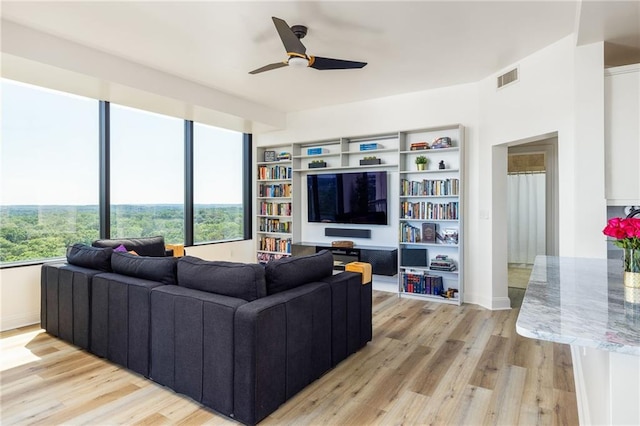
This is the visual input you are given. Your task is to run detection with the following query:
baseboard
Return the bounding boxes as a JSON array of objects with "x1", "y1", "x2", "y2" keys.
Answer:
[
  {"x1": 1, "y1": 311, "x2": 40, "y2": 332},
  {"x1": 372, "y1": 275, "x2": 397, "y2": 294},
  {"x1": 491, "y1": 296, "x2": 512, "y2": 310},
  {"x1": 462, "y1": 292, "x2": 512, "y2": 310}
]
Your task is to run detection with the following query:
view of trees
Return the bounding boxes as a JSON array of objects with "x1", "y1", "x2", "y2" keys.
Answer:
[{"x1": 0, "y1": 204, "x2": 243, "y2": 264}]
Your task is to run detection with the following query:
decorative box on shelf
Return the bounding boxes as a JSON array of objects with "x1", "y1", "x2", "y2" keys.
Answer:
[
  {"x1": 309, "y1": 160, "x2": 327, "y2": 168},
  {"x1": 359, "y1": 158, "x2": 382, "y2": 166},
  {"x1": 359, "y1": 143, "x2": 379, "y2": 151},
  {"x1": 307, "y1": 147, "x2": 328, "y2": 155}
]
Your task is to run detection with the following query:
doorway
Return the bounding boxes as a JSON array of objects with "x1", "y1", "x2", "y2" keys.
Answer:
[{"x1": 506, "y1": 136, "x2": 558, "y2": 307}]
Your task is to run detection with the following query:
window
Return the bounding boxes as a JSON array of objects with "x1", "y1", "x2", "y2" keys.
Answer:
[
  {"x1": 0, "y1": 79, "x2": 251, "y2": 266},
  {"x1": 193, "y1": 123, "x2": 245, "y2": 243},
  {"x1": 109, "y1": 104, "x2": 184, "y2": 244},
  {"x1": 0, "y1": 80, "x2": 99, "y2": 264}
]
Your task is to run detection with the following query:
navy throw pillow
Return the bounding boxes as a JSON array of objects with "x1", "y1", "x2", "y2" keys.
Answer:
[
  {"x1": 111, "y1": 251, "x2": 178, "y2": 285},
  {"x1": 66, "y1": 244, "x2": 112, "y2": 272},
  {"x1": 265, "y1": 249, "x2": 333, "y2": 295},
  {"x1": 177, "y1": 256, "x2": 266, "y2": 302},
  {"x1": 92, "y1": 236, "x2": 166, "y2": 257}
]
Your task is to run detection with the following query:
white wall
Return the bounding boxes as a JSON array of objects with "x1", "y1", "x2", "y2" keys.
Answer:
[
  {"x1": 474, "y1": 36, "x2": 607, "y2": 308},
  {"x1": 0, "y1": 265, "x2": 42, "y2": 331}
]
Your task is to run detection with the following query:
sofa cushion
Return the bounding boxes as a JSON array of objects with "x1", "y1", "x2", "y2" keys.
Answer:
[
  {"x1": 66, "y1": 244, "x2": 112, "y2": 272},
  {"x1": 111, "y1": 251, "x2": 178, "y2": 285},
  {"x1": 177, "y1": 256, "x2": 266, "y2": 302},
  {"x1": 265, "y1": 250, "x2": 333, "y2": 295},
  {"x1": 92, "y1": 236, "x2": 166, "y2": 257}
]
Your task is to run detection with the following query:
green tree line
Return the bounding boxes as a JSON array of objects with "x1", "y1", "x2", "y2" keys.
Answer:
[{"x1": 0, "y1": 205, "x2": 243, "y2": 263}]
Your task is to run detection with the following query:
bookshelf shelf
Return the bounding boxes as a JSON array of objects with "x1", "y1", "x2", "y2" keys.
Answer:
[
  {"x1": 399, "y1": 169, "x2": 460, "y2": 175},
  {"x1": 257, "y1": 249, "x2": 291, "y2": 255}
]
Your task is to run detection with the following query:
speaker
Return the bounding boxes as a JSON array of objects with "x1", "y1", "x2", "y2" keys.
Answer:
[
  {"x1": 361, "y1": 248, "x2": 398, "y2": 276},
  {"x1": 401, "y1": 248, "x2": 428, "y2": 267},
  {"x1": 325, "y1": 228, "x2": 371, "y2": 239}
]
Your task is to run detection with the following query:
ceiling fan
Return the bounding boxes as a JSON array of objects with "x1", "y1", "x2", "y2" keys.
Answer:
[{"x1": 249, "y1": 17, "x2": 367, "y2": 74}]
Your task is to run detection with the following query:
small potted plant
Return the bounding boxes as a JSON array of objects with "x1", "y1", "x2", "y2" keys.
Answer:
[
  {"x1": 415, "y1": 155, "x2": 428, "y2": 171},
  {"x1": 309, "y1": 159, "x2": 327, "y2": 169},
  {"x1": 360, "y1": 155, "x2": 381, "y2": 166}
]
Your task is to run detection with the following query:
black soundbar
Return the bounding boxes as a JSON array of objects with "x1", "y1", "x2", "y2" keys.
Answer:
[{"x1": 325, "y1": 228, "x2": 371, "y2": 239}]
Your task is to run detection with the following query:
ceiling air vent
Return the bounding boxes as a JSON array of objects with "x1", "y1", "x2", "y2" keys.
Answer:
[{"x1": 497, "y1": 67, "x2": 518, "y2": 89}]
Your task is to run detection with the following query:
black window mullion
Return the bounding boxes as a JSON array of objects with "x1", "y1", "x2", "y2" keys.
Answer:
[
  {"x1": 243, "y1": 133, "x2": 252, "y2": 239},
  {"x1": 99, "y1": 101, "x2": 110, "y2": 239},
  {"x1": 185, "y1": 121, "x2": 194, "y2": 246}
]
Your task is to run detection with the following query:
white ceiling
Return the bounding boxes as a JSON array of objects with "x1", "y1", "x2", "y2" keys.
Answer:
[{"x1": 1, "y1": 1, "x2": 639, "y2": 113}]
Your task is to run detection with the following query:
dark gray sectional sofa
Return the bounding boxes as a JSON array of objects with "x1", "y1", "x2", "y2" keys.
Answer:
[{"x1": 41, "y1": 238, "x2": 372, "y2": 425}]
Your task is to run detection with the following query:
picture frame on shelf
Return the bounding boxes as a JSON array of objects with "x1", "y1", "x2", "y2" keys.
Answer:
[
  {"x1": 264, "y1": 150, "x2": 277, "y2": 162},
  {"x1": 422, "y1": 222, "x2": 437, "y2": 243}
]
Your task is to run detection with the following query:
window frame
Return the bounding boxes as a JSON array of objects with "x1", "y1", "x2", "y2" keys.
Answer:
[{"x1": 0, "y1": 83, "x2": 251, "y2": 268}]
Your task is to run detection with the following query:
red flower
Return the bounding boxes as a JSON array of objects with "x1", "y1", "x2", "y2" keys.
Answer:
[{"x1": 604, "y1": 217, "x2": 640, "y2": 249}]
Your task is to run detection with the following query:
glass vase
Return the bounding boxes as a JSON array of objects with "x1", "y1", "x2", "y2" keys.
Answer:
[{"x1": 623, "y1": 248, "x2": 640, "y2": 304}]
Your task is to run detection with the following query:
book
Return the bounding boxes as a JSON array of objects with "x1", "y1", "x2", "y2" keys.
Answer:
[
  {"x1": 422, "y1": 222, "x2": 437, "y2": 243},
  {"x1": 410, "y1": 141, "x2": 429, "y2": 150}
]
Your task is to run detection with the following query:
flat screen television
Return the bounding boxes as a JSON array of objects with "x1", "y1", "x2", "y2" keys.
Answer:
[{"x1": 307, "y1": 171, "x2": 388, "y2": 225}]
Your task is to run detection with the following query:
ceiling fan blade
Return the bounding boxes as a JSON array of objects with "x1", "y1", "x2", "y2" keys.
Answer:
[
  {"x1": 249, "y1": 61, "x2": 288, "y2": 75},
  {"x1": 272, "y1": 16, "x2": 306, "y2": 55},
  {"x1": 309, "y1": 56, "x2": 367, "y2": 70}
]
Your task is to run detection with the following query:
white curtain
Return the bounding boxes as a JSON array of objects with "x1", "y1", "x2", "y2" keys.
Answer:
[{"x1": 508, "y1": 173, "x2": 546, "y2": 264}]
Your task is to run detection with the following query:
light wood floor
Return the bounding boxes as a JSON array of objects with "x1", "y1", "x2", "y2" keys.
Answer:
[{"x1": 1, "y1": 292, "x2": 578, "y2": 425}]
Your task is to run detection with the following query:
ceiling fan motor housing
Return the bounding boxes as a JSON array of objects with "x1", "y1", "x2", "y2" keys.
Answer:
[{"x1": 290, "y1": 25, "x2": 307, "y2": 39}]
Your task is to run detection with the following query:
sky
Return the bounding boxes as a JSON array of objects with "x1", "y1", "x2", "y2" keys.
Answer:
[{"x1": 1, "y1": 79, "x2": 243, "y2": 205}]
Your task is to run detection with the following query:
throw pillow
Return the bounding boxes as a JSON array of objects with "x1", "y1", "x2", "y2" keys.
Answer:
[
  {"x1": 177, "y1": 256, "x2": 266, "y2": 301},
  {"x1": 111, "y1": 251, "x2": 177, "y2": 285},
  {"x1": 265, "y1": 249, "x2": 333, "y2": 295},
  {"x1": 114, "y1": 244, "x2": 127, "y2": 253},
  {"x1": 66, "y1": 243, "x2": 113, "y2": 272},
  {"x1": 92, "y1": 236, "x2": 166, "y2": 257}
]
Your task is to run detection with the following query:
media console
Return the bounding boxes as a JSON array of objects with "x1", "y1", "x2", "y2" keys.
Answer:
[{"x1": 293, "y1": 243, "x2": 397, "y2": 276}]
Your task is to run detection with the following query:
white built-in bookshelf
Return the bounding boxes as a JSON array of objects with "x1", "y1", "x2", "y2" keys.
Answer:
[
  {"x1": 398, "y1": 125, "x2": 464, "y2": 305},
  {"x1": 256, "y1": 124, "x2": 464, "y2": 305},
  {"x1": 256, "y1": 145, "x2": 293, "y2": 264}
]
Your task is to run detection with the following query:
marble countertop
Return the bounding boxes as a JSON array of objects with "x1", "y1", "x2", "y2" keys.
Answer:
[{"x1": 516, "y1": 256, "x2": 640, "y2": 356}]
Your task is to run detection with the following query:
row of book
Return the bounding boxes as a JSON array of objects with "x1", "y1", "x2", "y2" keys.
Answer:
[
  {"x1": 258, "y1": 165, "x2": 292, "y2": 180},
  {"x1": 258, "y1": 236, "x2": 292, "y2": 254},
  {"x1": 259, "y1": 183, "x2": 292, "y2": 198},
  {"x1": 401, "y1": 201, "x2": 459, "y2": 220},
  {"x1": 257, "y1": 252, "x2": 289, "y2": 264},
  {"x1": 409, "y1": 141, "x2": 429, "y2": 151},
  {"x1": 259, "y1": 202, "x2": 292, "y2": 216},
  {"x1": 259, "y1": 217, "x2": 291, "y2": 234},
  {"x1": 402, "y1": 272, "x2": 445, "y2": 295},
  {"x1": 401, "y1": 178, "x2": 459, "y2": 197},
  {"x1": 400, "y1": 222, "x2": 423, "y2": 243}
]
